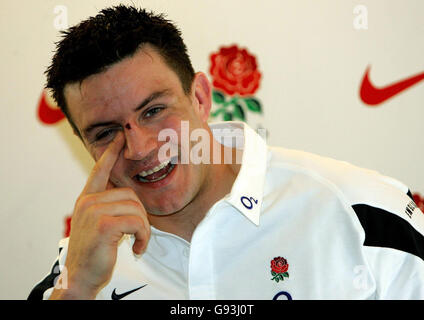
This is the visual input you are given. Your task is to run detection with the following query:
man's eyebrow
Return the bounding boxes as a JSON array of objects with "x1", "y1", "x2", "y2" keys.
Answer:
[
  {"x1": 82, "y1": 89, "x2": 171, "y2": 138},
  {"x1": 133, "y1": 89, "x2": 171, "y2": 112}
]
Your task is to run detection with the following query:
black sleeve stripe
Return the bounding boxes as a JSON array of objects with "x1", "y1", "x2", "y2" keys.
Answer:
[
  {"x1": 352, "y1": 204, "x2": 424, "y2": 261},
  {"x1": 27, "y1": 247, "x2": 63, "y2": 300},
  {"x1": 27, "y1": 260, "x2": 59, "y2": 300},
  {"x1": 407, "y1": 189, "x2": 414, "y2": 201}
]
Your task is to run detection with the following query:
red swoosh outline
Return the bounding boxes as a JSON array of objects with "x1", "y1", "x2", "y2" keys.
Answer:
[
  {"x1": 37, "y1": 89, "x2": 65, "y2": 124},
  {"x1": 360, "y1": 66, "x2": 424, "y2": 106}
]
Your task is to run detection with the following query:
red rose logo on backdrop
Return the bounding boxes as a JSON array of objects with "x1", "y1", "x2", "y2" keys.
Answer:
[
  {"x1": 209, "y1": 45, "x2": 262, "y2": 121},
  {"x1": 64, "y1": 215, "x2": 72, "y2": 237},
  {"x1": 413, "y1": 192, "x2": 424, "y2": 213},
  {"x1": 270, "y1": 256, "x2": 289, "y2": 283},
  {"x1": 37, "y1": 88, "x2": 65, "y2": 124}
]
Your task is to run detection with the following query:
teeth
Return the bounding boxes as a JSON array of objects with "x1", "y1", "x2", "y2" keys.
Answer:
[{"x1": 138, "y1": 160, "x2": 170, "y2": 177}]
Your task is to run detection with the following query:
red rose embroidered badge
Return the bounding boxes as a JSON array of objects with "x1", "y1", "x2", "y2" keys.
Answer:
[
  {"x1": 271, "y1": 257, "x2": 289, "y2": 283},
  {"x1": 209, "y1": 45, "x2": 262, "y2": 121}
]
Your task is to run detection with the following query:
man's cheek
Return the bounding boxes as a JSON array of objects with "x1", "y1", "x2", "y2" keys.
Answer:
[
  {"x1": 158, "y1": 115, "x2": 181, "y2": 133},
  {"x1": 157, "y1": 116, "x2": 182, "y2": 143}
]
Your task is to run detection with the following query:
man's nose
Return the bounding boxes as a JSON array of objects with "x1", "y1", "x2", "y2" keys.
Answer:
[{"x1": 123, "y1": 124, "x2": 157, "y2": 161}]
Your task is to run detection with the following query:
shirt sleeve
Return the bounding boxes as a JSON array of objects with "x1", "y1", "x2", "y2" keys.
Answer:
[
  {"x1": 351, "y1": 189, "x2": 424, "y2": 299},
  {"x1": 27, "y1": 238, "x2": 69, "y2": 300}
]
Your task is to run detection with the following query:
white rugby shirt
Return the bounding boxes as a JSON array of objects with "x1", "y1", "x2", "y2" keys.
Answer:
[{"x1": 29, "y1": 121, "x2": 424, "y2": 300}]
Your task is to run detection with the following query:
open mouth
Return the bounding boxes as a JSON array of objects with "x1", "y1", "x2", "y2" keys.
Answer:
[{"x1": 134, "y1": 156, "x2": 177, "y2": 183}]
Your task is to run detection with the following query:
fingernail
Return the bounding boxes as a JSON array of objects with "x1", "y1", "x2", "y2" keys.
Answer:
[{"x1": 133, "y1": 251, "x2": 142, "y2": 259}]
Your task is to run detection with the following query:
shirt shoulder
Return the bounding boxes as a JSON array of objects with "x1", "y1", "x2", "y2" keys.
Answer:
[
  {"x1": 267, "y1": 146, "x2": 409, "y2": 206},
  {"x1": 266, "y1": 146, "x2": 424, "y2": 262}
]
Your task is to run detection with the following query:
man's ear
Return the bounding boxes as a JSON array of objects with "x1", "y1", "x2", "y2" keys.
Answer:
[{"x1": 191, "y1": 72, "x2": 212, "y2": 123}]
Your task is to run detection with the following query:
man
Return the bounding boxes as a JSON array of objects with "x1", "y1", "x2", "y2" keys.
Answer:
[{"x1": 29, "y1": 5, "x2": 424, "y2": 300}]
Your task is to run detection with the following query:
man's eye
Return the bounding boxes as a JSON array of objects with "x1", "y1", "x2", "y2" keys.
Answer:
[
  {"x1": 95, "y1": 128, "x2": 116, "y2": 141},
  {"x1": 144, "y1": 106, "x2": 164, "y2": 118}
]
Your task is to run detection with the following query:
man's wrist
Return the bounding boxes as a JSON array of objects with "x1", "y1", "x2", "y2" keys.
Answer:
[{"x1": 49, "y1": 280, "x2": 98, "y2": 300}]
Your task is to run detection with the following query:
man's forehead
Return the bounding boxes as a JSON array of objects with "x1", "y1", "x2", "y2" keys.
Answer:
[
  {"x1": 64, "y1": 48, "x2": 154, "y2": 108},
  {"x1": 64, "y1": 80, "x2": 128, "y2": 121},
  {"x1": 63, "y1": 46, "x2": 181, "y2": 130}
]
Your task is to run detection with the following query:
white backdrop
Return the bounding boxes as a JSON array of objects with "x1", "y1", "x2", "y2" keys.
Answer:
[{"x1": 0, "y1": 0, "x2": 423, "y2": 299}]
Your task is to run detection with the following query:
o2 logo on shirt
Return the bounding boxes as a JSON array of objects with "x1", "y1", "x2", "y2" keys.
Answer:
[{"x1": 240, "y1": 196, "x2": 258, "y2": 210}]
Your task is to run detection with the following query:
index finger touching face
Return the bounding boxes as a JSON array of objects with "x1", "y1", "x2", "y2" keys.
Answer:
[{"x1": 82, "y1": 131, "x2": 125, "y2": 195}]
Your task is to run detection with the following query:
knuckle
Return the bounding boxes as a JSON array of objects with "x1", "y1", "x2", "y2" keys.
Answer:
[
  {"x1": 127, "y1": 214, "x2": 142, "y2": 226},
  {"x1": 88, "y1": 202, "x2": 102, "y2": 215},
  {"x1": 119, "y1": 199, "x2": 144, "y2": 213},
  {"x1": 133, "y1": 217, "x2": 146, "y2": 232},
  {"x1": 121, "y1": 187, "x2": 134, "y2": 194},
  {"x1": 141, "y1": 219, "x2": 151, "y2": 235},
  {"x1": 76, "y1": 194, "x2": 97, "y2": 211},
  {"x1": 74, "y1": 197, "x2": 85, "y2": 214},
  {"x1": 75, "y1": 194, "x2": 86, "y2": 207},
  {"x1": 96, "y1": 216, "x2": 112, "y2": 234},
  {"x1": 128, "y1": 200, "x2": 143, "y2": 210},
  {"x1": 135, "y1": 215, "x2": 145, "y2": 226}
]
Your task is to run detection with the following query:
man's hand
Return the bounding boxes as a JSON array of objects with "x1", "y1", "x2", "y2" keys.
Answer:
[{"x1": 50, "y1": 131, "x2": 150, "y2": 300}]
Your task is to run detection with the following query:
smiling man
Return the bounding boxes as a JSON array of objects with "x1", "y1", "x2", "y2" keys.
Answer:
[
  {"x1": 29, "y1": 5, "x2": 424, "y2": 300},
  {"x1": 64, "y1": 42, "x2": 239, "y2": 239}
]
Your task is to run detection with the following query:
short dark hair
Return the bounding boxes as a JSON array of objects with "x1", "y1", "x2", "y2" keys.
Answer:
[{"x1": 45, "y1": 5, "x2": 195, "y2": 137}]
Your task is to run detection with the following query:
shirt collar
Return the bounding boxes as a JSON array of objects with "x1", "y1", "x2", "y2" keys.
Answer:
[{"x1": 209, "y1": 121, "x2": 268, "y2": 226}]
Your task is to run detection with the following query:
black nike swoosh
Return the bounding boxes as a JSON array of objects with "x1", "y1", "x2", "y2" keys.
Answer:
[{"x1": 111, "y1": 284, "x2": 147, "y2": 300}]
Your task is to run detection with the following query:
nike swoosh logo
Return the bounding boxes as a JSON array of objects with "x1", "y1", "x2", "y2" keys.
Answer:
[
  {"x1": 360, "y1": 66, "x2": 424, "y2": 106},
  {"x1": 111, "y1": 284, "x2": 147, "y2": 300},
  {"x1": 37, "y1": 89, "x2": 65, "y2": 124}
]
